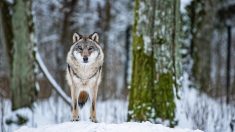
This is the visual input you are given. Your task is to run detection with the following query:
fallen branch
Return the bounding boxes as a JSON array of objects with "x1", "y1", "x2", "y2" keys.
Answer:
[{"x1": 35, "y1": 49, "x2": 71, "y2": 105}]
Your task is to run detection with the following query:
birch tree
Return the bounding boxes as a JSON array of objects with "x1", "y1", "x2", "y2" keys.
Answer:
[{"x1": 128, "y1": 0, "x2": 181, "y2": 127}]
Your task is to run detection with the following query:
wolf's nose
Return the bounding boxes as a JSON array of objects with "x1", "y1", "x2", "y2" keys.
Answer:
[{"x1": 83, "y1": 57, "x2": 88, "y2": 63}]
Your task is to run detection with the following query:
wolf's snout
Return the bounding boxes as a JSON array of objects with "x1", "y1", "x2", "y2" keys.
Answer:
[{"x1": 83, "y1": 57, "x2": 88, "y2": 63}]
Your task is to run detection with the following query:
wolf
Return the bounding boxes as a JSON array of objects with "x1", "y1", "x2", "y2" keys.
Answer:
[{"x1": 66, "y1": 32, "x2": 104, "y2": 123}]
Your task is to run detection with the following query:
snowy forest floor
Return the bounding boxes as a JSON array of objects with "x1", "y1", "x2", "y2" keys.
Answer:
[
  {"x1": 15, "y1": 121, "x2": 202, "y2": 132},
  {"x1": 1, "y1": 98, "x2": 128, "y2": 132},
  {"x1": 1, "y1": 72, "x2": 235, "y2": 132}
]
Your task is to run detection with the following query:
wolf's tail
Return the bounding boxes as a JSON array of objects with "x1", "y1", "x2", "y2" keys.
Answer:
[{"x1": 78, "y1": 91, "x2": 89, "y2": 108}]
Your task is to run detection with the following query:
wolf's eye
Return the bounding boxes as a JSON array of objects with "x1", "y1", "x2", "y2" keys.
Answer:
[
  {"x1": 77, "y1": 46, "x2": 82, "y2": 50},
  {"x1": 88, "y1": 46, "x2": 93, "y2": 50}
]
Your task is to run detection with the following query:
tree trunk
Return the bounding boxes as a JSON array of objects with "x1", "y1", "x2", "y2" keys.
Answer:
[
  {"x1": 61, "y1": 0, "x2": 79, "y2": 55},
  {"x1": 58, "y1": 0, "x2": 78, "y2": 90},
  {"x1": 128, "y1": 0, "x2": 180, "y2": 127},
  {"x1": 0, "y1": 1, "x2": 13, "y2": 76},
  {"x1": 11, "y1": 0, "x2": 36, "y2": 110},
  {"x1": 97, "y1": 0, "x2": 111, "y2": 100},
  {"x1": 187, "y1": 0, "x2": 215, "y2": 93}
]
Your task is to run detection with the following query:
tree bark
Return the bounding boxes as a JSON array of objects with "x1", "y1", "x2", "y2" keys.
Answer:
[
  {"x1": 97, "y1": 0, "x2": 111, "y2": 100},
  {"x1": 61, "y1": 0, "x2": 79, "y2": 55},
  {"x1": 11, "y1": 0, "x2": 36, "y2": 110},
  {"x1": 128, "y1": 0, "x2": 180, "y2": 127},
  {"x1": 187, "y1": 0, "x2": 214, "y2": 92},
  {"x1": 0, "y1": 1, "x2": 13, "y2": 76}
]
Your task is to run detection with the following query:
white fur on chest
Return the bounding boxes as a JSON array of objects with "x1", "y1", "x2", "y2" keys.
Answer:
[
  {"x1": 78, "y1": 63, "x2": 96, "y2": 77},
  {"x1": 73, "y1": 77, "x2": 97, "y2": 99},
  {"x1": 73, "y1": 74, "x2": 97, "y2": 90},
  {"x1": 72, "y1": 64, "x2": 100, "y2": 98}
]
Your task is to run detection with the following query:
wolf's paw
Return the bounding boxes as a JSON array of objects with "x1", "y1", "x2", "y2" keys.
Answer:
[
  {"x1": 71, "y1": 118, "x2": 79, "y2": 122},
  {"x1": 71, "y1": 116, "x2": 80, "y2": 122},
  {"x1": 90, "y1": 117, "x2": 98, "y2": 123}
]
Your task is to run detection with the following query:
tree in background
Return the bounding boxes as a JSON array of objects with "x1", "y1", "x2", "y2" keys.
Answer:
[
  {"x1": 186, "y1": 0, "x2": 213, "y2": 93},
  {"x1": 58, "y1": 0, "x2": 79, "y2": 90},
  {"x1": 184, "y1": 0, "x2": 235, "y2": 100},
  {"x1": 128, "y1": 0, "x2": 181, "y2": 127},
  {"x1": 11, "y1": 0, "x2": 36, "y2": 110},
  {"x1": 96, "y1": 0, "x2": 111, "y2": 100},
  {"x1": 0, "y1": 1, "x2": 13, "y2": 76}
]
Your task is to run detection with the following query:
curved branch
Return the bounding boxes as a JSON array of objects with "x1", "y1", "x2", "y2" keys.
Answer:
[{"x1": 35, "y1": 49, "x2": 71, "y2": 105}]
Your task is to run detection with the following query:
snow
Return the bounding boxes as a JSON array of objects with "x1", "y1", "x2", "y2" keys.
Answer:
[
  {"x1": 180, "y1": 0, "x2": 192, "y2": 13},
  {"x1": 1, "y1": 97, "x2": 128, "y2": 132},
  {"x1": 15, "y1": 121, "x2": 202, "y2": 132},
  {"x1": 38, "y1": 34, "x2": 59, "y2": 44},
  {"x1": 175, "y1": 72, "x2": 235, "y2": 132}
]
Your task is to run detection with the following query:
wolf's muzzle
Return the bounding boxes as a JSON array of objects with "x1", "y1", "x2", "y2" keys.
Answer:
[{"x1": 83, "y1": 57, "x2": 88, "y2": 63}]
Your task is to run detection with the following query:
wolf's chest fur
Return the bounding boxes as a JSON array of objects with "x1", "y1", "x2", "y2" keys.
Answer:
[
  {"x1": 71, "y1": 63, "x2": 100, "y2": 90},
  {"x1": 66, "y1": 49, "x2": 103, "y2": 96}
]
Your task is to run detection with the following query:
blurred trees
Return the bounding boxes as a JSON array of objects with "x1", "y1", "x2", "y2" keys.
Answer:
[
  {"x1": 58, "y1": 0, "x2": 79, "y2": 89},
  {"x1": 96, "y1": 0, "x2": 111, "y2": 100},
  {"x1": 0, "y1": 0, "x2": 13, "y2": 101},
  {"x1": 60, "y1": 0, "x2": 78, "y2": 54},
  {"x1": 11, "y1": 0, "x2": 36, "y2": 110},
  {"x1": 184, "y1": 0, "x2": 235, "y2": 100},
  {"x1": 185, "y1": 0, "x2": 214, "y2": 92},
  {"x1": 10, "y1": 0, "x2": 36, "y2": 110},
  {"x1": 128, "y1": 0, "x2": 180, "y2": 126},
  {"x1": 0, "y1": 1, "x2": 13, "y2": 76}
]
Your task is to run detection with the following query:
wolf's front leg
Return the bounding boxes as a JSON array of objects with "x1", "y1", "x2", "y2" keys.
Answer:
[
  {"x1": 71, "y1": 87, "x2": 79, "y2": 121},
  {"x1": 72, "y1": 98, "x2": 80, "y2": 121},
  {"x1": 90, "y1": 87, "x2": 98, "y2": 123}
]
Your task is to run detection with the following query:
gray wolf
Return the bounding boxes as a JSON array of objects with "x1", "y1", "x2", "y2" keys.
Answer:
[{"x1": 66, "y1": 32, "x2": 104, "y2": 123}]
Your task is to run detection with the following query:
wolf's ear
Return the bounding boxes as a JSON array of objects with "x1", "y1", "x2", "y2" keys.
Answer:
[
  {"x1": 73, "y1": 33, "x2": 82, "y2": 43},
  {"x1": 89, "y1": 32, "x2": 99, "y2": 43}
]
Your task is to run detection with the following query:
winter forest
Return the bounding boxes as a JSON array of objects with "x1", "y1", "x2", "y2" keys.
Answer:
[{"x1": 0, "y1": 0, "x2": 235, "y2": 132}]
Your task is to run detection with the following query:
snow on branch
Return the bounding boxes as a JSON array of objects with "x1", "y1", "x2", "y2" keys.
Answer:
[
  {"x1": 35, "y1": 49, "x2": 71, "y2": 105},
  {"x1": 39, "y1": 34, "x2": 59, "y2": 44}
]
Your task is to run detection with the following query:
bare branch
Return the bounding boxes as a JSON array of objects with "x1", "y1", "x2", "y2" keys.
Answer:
[{"x1": 35, "y1": 49, "x2": 71, "y2": 106}]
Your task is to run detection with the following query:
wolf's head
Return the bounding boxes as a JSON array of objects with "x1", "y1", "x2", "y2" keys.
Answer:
[{"x1": 71, "y1": 32, "x2": 101, "y2": 64}]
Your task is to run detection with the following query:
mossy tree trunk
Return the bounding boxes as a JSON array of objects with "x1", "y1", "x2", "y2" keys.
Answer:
[
  {"x1": 11, "y1": 0, "x2": 36, "y2": 110},
  {"x1": 128, "y1": 0, "x2": 180, "y2": 127}
]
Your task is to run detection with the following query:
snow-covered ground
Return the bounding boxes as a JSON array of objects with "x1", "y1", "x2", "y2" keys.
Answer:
[
  {"x1": 1, "y1": 97, "x2": 128, "y2": 132},
  {"x1": 15, "y1": 121, "x2": 202, "y2": 132},
  {"x1": 2, "y1": 72, "x2": 235, "y2": 132},
  {"x1": 176, "y1": 73, "x2": 235, "y2": 132}
]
